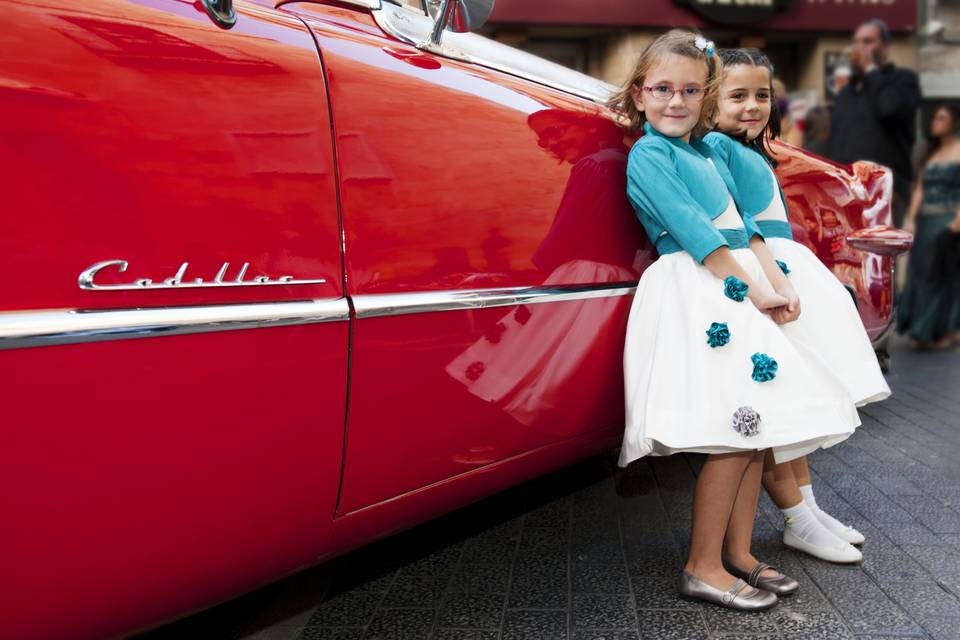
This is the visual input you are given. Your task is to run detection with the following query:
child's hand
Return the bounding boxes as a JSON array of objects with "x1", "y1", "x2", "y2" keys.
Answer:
[
  {"x1": 771, "y1": 308, "x2": 797, "y2": 325},
  {"x1": 771, "y1": 286, "x2": 801, "y2": 324},
  {"x1": 749, "y1": 290, "x2": 789, "y2": 314}
]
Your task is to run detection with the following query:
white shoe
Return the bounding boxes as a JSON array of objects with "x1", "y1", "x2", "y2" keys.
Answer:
[
  {"x1": 783, "y1": 527, "x2": 863, "y2": 563},
  {"x1": 831, "y1": 525, "x2": 865, "y2": 545}
]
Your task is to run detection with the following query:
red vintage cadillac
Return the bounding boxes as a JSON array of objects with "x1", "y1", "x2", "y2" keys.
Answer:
[{"x1": 0, "y1": 0, "x2": 911, "y2": 637}]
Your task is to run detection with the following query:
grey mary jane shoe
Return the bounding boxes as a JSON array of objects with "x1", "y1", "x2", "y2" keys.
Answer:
[
  {"x1": 677, "y1": 571, "x2": 778, "y2": 611},
  {"x1": 727, "y1": 561, "x2": 799, "y2": 596}
]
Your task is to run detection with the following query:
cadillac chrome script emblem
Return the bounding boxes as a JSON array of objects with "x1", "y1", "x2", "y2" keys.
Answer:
[{"x1": 78, "y1": 260, "x2": 326, "y2": 291}]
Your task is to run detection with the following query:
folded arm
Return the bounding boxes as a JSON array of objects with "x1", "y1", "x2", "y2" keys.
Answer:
[{"x1": 703, "y1": 245, "x2": 789, "y2": 315}]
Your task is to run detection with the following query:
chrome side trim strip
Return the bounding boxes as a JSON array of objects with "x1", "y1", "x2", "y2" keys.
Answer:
[
  {"x1": 372, "y1": 3, "x2": 615, "y2": 104},
  {"x1": 335, "y1": 0, "x2": 381, "y2": 9},
  {"x1": 2, "y1": 284, "x2": 637, "y2": 348},
  {"x1": 0, "y1": 299, "x2": 349, "y2": 350},
  {"x1": 352, "y1": 283, "x2": 637, "y2": 319}
]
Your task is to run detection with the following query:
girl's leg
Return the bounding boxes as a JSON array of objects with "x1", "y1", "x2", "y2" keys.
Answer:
[
  {"x1": 790, "y1": 456, "x2": 811, "y2": 486},
  {"x1": 684, "y1": 450, "x2": 754, "y2": 589},
  {"x1": 724, "y1": 449, "x2": 777, "y2": 578},
  {"x1": 791, "y1": 457, "x2": 865, "y2": 544},
  {"x1": 764, "y1": 452, "x2": 862, "y2": 561},
  {"x1": 762, "y1": 449, "x2": 803, "y2": 509}
]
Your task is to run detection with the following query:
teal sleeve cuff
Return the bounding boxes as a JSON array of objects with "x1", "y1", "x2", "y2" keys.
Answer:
[{"x1": 743, "y1": 216, "x2": 764, "y2": 241}]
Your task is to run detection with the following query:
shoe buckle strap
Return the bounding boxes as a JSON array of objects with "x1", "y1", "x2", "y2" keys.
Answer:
[
  {"x1": 748, "y1": 562, "x2": 772, "y2": 587},
  {"x1": 723, "y1": 578, "x2": 748, "y2": 603}
]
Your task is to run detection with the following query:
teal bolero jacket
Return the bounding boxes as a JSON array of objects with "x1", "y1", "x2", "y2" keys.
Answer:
[
  {"x1": 627, "y1": 123, "x2": 762, "y2": 264},
  {"x1": 702, "y1": 131, "x2": 794, "y2": 240}
]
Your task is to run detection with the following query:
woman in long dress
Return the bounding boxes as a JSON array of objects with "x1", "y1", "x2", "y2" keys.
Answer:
[{"x1": 898, "y1": 104, "x2": 960, "y2": 349}]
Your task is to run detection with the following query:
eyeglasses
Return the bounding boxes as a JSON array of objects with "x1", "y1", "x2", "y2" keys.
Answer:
[{"x1": 640, "y1": 84, "x2": 705, "y2": 103}]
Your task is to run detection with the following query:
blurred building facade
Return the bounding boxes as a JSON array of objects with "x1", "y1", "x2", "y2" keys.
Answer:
[
  {"x1": 403, "y1": 1, "x2": 960, "y2": 133},
  {"x1": 473, "y1": 0, "x2": 919, "y2": 111},
  {"x1": 919, "y1": 0, "x2": 960, "y2": 105}
]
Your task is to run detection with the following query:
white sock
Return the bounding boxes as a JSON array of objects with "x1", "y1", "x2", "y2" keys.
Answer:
[
  {"x1": 782, "y1": 500, "x2": 846, "y2": 548},
  {"x1": 799, "y1": 484, "x2": 854, "y2": 536}
]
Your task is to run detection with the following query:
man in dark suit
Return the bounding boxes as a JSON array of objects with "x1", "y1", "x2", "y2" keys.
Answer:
[{"x1": 826, "y1": 19, "x2": 922, "y2": 227}]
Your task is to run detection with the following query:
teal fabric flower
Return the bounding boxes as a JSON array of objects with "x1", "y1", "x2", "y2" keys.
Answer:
[
  {"x1": 751, "y1": 352, "x2": 778, "y2": 382},
  {"x1": 705, "y1": 322, "x2": 730, "y2": 348},
  {"x1": 723, "y1": 276, "x2": 749, "y2": 301},
  {"x1": 777, "y1": 260, "x2": 790, "y2": 275}
]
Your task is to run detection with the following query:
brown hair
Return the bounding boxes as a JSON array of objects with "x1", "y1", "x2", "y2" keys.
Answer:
[
  {"x1": 607, "y1": 29, "x2": 722, "y2": 137},
  {"x1": 921, "y1": 103, "x2": 960, "y2": 168}
]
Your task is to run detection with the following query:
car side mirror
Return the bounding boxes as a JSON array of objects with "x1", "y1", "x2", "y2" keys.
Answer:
[
  {"x1": 421, "y1": 0, "x2": 494, "y2": 47},
  {"x1": 200, "y1": 0, "x2": 237, "y2": 29}
]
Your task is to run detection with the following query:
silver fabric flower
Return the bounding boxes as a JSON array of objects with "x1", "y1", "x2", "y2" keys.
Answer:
[{"x1": 732, "y1": 406, "x2": 761, "y2": 437}]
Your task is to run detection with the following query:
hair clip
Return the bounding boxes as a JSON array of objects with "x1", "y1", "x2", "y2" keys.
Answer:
[{"x1": 694, "y1": 36, "x2": 716, "y2": 57}]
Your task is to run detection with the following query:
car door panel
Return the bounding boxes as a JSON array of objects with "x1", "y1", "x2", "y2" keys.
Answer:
[
  {"x1": 0, "y1": 2, "x2": 346, "y2": 638},
  {"x1": 289, "y1": 3, "x2": 648, "y2": 514}
]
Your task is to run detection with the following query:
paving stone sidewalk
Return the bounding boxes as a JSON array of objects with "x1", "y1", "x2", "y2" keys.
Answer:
[{"x1": 140, "y1": 338, "x2": 960, "y2": 640}]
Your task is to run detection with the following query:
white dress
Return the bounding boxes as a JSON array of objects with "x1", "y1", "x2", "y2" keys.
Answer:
[
  {"x1": 619, "y1": 198, "x2": 861, "y2": 467},
  {"x1": 755, "y1": 165, "x2": 890, "y2": 407}
]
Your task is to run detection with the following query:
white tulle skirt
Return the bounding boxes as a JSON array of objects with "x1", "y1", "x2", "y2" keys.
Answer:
[
  {"x1": 620, "y1": 248, "x2": 861, "y2": 467},
  {"x1": 766, "y1": 238, "x2": 890, "y2": 407}
]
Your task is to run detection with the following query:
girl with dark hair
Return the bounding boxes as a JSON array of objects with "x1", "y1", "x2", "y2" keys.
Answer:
[
  {"x1": 898, "y1": 104, "x2": 960, "y2": 349},
  {"x1": 708, "y1": 48, "x2": 782, "y2": 165},
  {"x1": 704, "y1": 48, "x2": 890, "y2": 564}
]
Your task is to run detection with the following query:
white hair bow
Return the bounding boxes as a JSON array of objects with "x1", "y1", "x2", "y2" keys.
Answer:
[{"x1": 694, "y1": 36, "x2": 716, "y2": 56}]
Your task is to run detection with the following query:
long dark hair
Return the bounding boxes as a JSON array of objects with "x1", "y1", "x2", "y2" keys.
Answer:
[
  {"x1": 921, "y1": 103, "x2": 960, "y2": 168},
  {"x1": 715, "y1": 48, "x2": 782, "y2": 167}
]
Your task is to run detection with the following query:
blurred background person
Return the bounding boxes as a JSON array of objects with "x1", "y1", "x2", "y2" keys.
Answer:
[
  {"x1": 803, "y1": 106, "x2": 831, "y2": 157},
  {"x1": 825, "y1": 18, "x2": 922, "y2": 227},
  {"x1": 897, "y1": 104, "x2": 960, "y2": 350}
]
